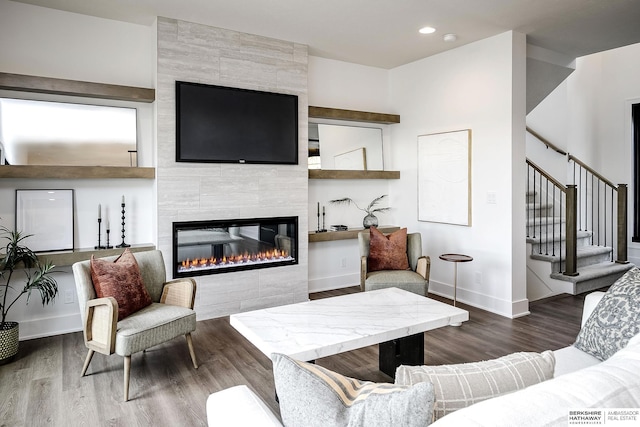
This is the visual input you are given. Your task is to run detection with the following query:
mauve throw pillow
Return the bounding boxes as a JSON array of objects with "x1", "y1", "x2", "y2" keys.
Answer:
[
  {"x1": 368, "y1": 226, "x2": 410, "y2": 272},
  {"x1": 90, "y1": 249, "x2": 152, "y2": 321}
]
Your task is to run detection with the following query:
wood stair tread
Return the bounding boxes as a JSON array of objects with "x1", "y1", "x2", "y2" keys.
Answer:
[
  {"x1": 549, "y1": 261, "x2": 633, "y2": 283},
  {"x1": 550, "y1": 261, "x2": 634, "y2": 294}
]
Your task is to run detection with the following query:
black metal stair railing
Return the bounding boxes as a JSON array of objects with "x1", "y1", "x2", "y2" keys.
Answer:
[
  {"x1": 526, "y1": 159, "x2": 577, "y2": 275},
  {"x1": 569, "y1": 154, "x2": 628, "y2": 264},
  {"x1": 526, "y1": 127, "x2": 629, "y2": 277}
]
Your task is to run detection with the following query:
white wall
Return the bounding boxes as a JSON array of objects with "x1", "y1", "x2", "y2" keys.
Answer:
[
  {"x1": 0, "y1": 0, "x2": 156, "y2": 338},
  {"x1": 308, "y1": 34, "x2": 530, "y2": 317},
  {"x1": 307, "y1": 57, "x2": 395, "y2": 292},
  {"x1": 308, "y1": 56, "x2": 390, "y2": 112},
  {"x1": 389, "y1": 32, "x2": 529, "y2": 317},
  {"x1": 527, "y1": 42, "x2": 640, "y2": 265},
  {"x1": 0, "y1": 0, "x2": 154, "y2": 87}
]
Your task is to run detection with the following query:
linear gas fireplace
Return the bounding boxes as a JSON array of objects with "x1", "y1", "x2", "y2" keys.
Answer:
[{"x1": 172, "y1": 217, "x2": 298, "y2": 278}]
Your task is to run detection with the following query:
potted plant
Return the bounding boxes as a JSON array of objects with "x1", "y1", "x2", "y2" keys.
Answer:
[
  {"x1": 330, "y1": 195, "x2": 391, "y2": 228},
  {"x1": 0, "y1": 225, "x2": 58, "y2": 364}
]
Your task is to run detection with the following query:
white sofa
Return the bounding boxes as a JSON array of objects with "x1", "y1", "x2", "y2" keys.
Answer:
[
  {"x1": 431, "y1": 290, "x2": 640, "y2": 426},
  {"x1": 551, "y1": 291, "x2": 603, "y2": 377},
  {"x1": 206, "y1": 291, "x2": 640, "y2": 426},
  {"x1": 206, "y1": 384, "x2": 282, "y2": 426}
]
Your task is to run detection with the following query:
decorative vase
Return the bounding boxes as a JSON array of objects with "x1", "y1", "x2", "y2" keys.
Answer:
[
  {"x1": 0, "y1": 321, "x2": 19, "y2": 365},
  {"x1": 363, "y1": 213, "x2": 378, "y2": 229}
]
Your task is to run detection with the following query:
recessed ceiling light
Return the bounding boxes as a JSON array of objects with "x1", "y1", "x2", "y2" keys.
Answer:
[
  {"x1": 443, "y1": 33, "x2": 458, "y2": 42},
  {"x1": 419, "y1": 26, "x2": 436, "y2": 35}
]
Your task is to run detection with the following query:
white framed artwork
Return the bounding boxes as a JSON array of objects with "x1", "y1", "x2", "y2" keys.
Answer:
[
  {"x1": 418, "y1": 129, "x2": 472, "y2": 226},
  {"x1": 15, "y1": 189, "x2": 74, "y2": 252}
]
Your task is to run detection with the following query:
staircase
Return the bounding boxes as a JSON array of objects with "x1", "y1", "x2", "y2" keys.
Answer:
[{"x1": 525, "y1": 191, "x2": 633, "y2": 301}]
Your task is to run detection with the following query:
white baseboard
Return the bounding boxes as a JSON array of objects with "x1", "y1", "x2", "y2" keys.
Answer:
[
  {"x1": 429, "y1": 280, "x2": 530, "y2": 319},
  {"x1": 308, "y1": 273, "x2": 359, "y2": 293},
  {"x1": 18, "y1": 313, "x2": 82, "y2": 341}
]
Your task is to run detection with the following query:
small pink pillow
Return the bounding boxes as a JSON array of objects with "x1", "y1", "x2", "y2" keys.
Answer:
[
  {"x1": 90, "y1": 249, "x2": 152, "y2": 321},
  {"x1": 367, "y1": 227, "x2": 410, "y2": 272}
]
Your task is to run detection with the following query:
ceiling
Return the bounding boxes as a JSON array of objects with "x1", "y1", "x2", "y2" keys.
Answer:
[{"x1": 10, "y1": 0, "x2": 640, "y2": 69}]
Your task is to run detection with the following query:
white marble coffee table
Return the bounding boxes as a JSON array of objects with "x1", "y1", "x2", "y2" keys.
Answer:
[{"x1": 230, "y1": 287, "x2": 469, "y2": 377}]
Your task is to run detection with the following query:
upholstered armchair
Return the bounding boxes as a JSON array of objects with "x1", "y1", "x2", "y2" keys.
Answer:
[
  {"x1": 358, "y1": 229, "x2": 430, "y2": 296},
  {"x1": 72, "y1": 249, "x2": 198, "y2": 401}
]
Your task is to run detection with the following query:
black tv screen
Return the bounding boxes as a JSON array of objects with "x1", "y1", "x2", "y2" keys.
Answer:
[{"x1": 176, "y1": 81, "x2": 298, "y2": 164}]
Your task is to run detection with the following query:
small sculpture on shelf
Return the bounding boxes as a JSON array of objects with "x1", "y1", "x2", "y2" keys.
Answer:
[
  {"x1": 105, "y1": 218, "x2": 113, "y2": 249},
  {"x1": 329, "y1": 195, "x2": 390, "y2": 229},
  {"x1": 315, "y1": 202, "x2": 327, "y2": 233},
  {"x1": 95, "y1": 204, "x2": 105, "y2": 249},
  {"x1": 116, "y1": 195, "x2": 131, "y2": 248},
  {"x1": 95, "y1": 204, "x2": 116, "y2": 249}
]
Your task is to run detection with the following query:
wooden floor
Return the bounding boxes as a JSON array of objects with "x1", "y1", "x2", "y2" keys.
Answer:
[{"x1": 0, "y1": 288, "x2": 587, "y2": 426}]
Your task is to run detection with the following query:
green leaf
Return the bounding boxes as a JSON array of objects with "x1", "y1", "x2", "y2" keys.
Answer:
[
  {"x1": 1, "y1": 223, "x2": 58, "y2": 324},
  {"x1": 328, "y1": 195, "x2": 390, "y2": 214}
]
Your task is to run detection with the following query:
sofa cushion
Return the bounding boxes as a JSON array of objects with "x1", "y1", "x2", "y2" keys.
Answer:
[
  {"x1": 552, "y1": 345, "x2": 600, "y2": 377},
  {"x1": 574, "y1": 267, "x2": 640, "y2": 361},
  {"x1": 366, "y1": 270, "x2": 427, "y2": 285},
  {"x1": 368, "y1": 227, "x2": 410, "y2": 272},
  {"x1": 90, "y1": 248, "x2": 152, "y2": 321},
  {"x1": 365, "y1": 270, "x2": 428, "y2": 295},
  {"x1": 272, "y1": 353, "x2": 434, "y2": 427},
  {"x1": 115, "y1": 302, "x2": 196, "y2": 356},
  {"x1": 395, "y1": 351, "x2": 555, "y2": 421},
  {"x1": 430, "y1": 334, "x2": 640, "y2": 427}
]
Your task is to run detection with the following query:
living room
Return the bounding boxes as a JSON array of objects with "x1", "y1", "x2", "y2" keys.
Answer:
[
  {"x1": 0, "y1": 1, "x2": 536, "y2": 338},
  {"x1": 1, "y1": 0, "x2": 640, "y2": 425}
]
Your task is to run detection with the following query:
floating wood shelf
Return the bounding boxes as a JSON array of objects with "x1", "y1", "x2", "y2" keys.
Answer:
[
  {"x1": 309, "y1": 226, "x2": 400, "y2": 243},
  {"x1": 37, "y1": 244, "x2": 156, "y2": 267},
  {"x1": 0, "y1": 72, "x2": 155, "y2": 103},
  {"x1": 0, "y1": 165, "x2": 155, "y2": 179},
  {"x1": 309, "y1": 169, "x2": 400, "y2": 179},
  {"x1": 309, "y1": 106, "x2": 400, "y2": 124}
]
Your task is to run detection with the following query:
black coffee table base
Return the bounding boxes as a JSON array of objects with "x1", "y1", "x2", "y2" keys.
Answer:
[{"x1": 379, "y1": 333, "x2": 425, "y2": 378}]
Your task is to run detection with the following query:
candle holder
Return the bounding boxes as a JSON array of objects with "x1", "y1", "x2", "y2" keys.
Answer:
[
  {"x1": 316, "y1": 203, "x2": 327, "y2": 233},
  {"x1": 319, "y1": 206, "x2": 327, "y2": 232},
  {"x1": 105, "y1": 227, "x2": 113, "y2": 249},
  {"x1": 94, "y1": 218, "x2": 106, "y2": 249},
  {"x1": 116, "y1": 203, "x2": 131, "y2": 248}
]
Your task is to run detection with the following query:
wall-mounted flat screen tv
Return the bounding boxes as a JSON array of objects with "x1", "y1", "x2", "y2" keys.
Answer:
[{"x1": 176, "y1": 81, "x2": 298, "y2": 164}]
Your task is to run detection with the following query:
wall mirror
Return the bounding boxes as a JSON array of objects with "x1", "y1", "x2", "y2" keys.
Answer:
[
  {"x1": 308, "y1": 122, "x2": 383, "y2": 170},
  {"x1": 0, "y1": 97, "x2": 137, "y2": 167}
]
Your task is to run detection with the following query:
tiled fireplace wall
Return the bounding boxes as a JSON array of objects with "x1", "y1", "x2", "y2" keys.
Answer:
[{"x1": 156, "y1": 17, "x2": 309, "y2": 320}]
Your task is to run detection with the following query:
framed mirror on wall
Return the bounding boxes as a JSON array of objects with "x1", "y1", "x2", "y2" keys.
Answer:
[
  {"x1": 308, "y1": 122, "x2": 384, "y2": 171},
  {"x1": 0, "y1": 97, "x2": 137, "y2": 167}
]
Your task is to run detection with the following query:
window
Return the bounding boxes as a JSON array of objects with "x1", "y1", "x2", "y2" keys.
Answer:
[{"x1": 632, "y1": 103, "x2": 640, "y2": 242}]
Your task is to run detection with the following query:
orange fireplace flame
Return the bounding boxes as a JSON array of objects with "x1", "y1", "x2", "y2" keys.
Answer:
[{"x1": 179, "y1": 248, "x2": 290, "y2": 271}]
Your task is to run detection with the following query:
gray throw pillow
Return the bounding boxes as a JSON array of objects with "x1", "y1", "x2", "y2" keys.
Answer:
[
  {"x1": 574, "y1": 267, "x2": 640, "y2": 360},
  {"x1": 395, "y1": 351, "x2": 555, "y2": 421},
  {"x1": 272, "y1": 353, "x2": 435, "y2": 427}
]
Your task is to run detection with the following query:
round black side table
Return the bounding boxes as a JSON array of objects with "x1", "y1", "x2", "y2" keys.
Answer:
[{"x1": 439, "y1": 253, "x2": 473, "y2": 308}]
